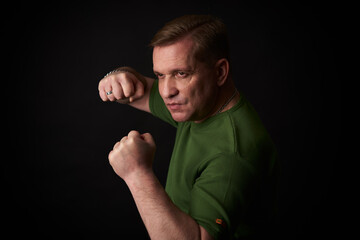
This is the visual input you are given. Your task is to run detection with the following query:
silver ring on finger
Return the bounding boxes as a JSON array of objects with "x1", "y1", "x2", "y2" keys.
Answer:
[{"x1": 106, "y1": 91, "x2": 113, "y2": 95}]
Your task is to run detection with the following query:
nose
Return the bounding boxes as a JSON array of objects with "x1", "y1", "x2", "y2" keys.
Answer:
[{"x1": 159, "y1": 76, "x2": 179, "y2": 99}]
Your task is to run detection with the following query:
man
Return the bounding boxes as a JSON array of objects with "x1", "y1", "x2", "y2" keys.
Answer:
[{"x1": 98, "y1": 15, "x2": 278, "y2": 239}]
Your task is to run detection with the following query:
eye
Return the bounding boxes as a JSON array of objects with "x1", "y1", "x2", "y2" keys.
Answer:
[
  {"x1": 156, "y1": 73, "x2": 165, "y2": 79},
  {"x1": 176, "y1": 71, "x2": 188, "y2": 78}
]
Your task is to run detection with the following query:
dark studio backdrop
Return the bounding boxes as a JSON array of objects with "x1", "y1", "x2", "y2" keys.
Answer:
[{"x1": 4, "y1": 0, "x2": 341, "y2": 239}]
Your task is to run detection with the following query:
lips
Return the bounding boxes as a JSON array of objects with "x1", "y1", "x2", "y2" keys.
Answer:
[{"x1": 167, "y1": 103, "x2": 183, "y2": 111}]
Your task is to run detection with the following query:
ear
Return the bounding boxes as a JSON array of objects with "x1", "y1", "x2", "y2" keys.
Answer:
[{"x1": 215, "y1": 58, "x2": 230, "y2": 87}]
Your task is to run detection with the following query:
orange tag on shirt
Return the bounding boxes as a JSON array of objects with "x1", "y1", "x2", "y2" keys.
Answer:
[{"x1": 216, "y1": 218, "x2": 226, "y2": 228}]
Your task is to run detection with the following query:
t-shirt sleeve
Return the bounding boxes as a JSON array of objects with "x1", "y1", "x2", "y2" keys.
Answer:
[
  {"x1": 189, "y1": 152, "x2": 259, "y2": 239},
  {"x1": 149, "y1": 80, "x2": 178, "y2": 128}
]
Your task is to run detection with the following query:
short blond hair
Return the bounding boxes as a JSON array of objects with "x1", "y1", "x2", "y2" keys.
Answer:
[{"x1": 150, "y1": 15, "x2": 230, "y2": 66}]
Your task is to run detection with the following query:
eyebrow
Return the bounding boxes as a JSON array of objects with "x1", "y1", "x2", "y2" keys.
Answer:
[{"x1": 153, "y1": 68, "x2": 194, "y2": 76}]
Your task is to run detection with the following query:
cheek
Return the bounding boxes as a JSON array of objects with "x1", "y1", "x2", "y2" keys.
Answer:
[
  {"x1": 185, "y1": 82, "x2": 214, "y2": 109},
  {"x1": 179, "y1": 71, "x2": 217, "y2": 107}
]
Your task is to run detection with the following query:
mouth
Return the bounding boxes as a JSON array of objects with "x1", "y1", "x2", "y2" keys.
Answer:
[{"x1": 167, "y1": 103, "x2": 183, "y2": 111}]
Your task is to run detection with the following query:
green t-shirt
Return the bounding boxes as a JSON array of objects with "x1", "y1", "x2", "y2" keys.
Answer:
[{"x1": 150, "y1": 80, "x2": 278, "y2": 239}]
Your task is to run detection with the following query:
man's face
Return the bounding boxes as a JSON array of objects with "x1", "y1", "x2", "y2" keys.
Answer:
[{"x1": 153, "y1": 36, "x2": 219, "y2": 122}]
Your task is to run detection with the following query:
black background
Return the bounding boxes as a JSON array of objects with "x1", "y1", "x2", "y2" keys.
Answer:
[{"x1": 4, "y1": 1, "x2": 341, "y2": 239}]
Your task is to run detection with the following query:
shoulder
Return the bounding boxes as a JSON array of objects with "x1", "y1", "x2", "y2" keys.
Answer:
[
  {"x1": 226, "y1": 97, "x2": 276, "y2": 156},
  {"x1": 196, "y1": 152, "x2": 254, "y2": 179}
]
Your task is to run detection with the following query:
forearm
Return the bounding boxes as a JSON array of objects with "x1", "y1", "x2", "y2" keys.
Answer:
[{"x1": 124, "y1": 171, "x2": 201, "y2": 240}]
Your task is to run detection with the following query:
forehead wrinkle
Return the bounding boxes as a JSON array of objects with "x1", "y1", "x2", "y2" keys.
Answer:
[{"x1": 153, "y1": 37, "x2": 196, "y2": 74}]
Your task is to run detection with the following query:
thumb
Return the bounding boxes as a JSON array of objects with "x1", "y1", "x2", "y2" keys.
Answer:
[
  {"x1": 129, "y1": 80, "x2": 145, "y2": 103},
  {"x1": 141, "y1": 133, "x2": 155, "y2": 146}
]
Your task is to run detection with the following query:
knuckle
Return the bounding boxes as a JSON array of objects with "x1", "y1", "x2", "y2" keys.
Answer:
[
  {"x1": 108, "y1": 151, "x2": 114, "y2": 162},
  {"x1": 121, "y1": 136, "x2": 128, "y2": 142},
  {"x1": 128, "y1": 130, "x2": 139, "y2": 136},
  {"x1": 103, "y1": 76, "x2": 110, "y2": 84},
  {"x1": 99, "y1": 80, "x2": 107, "y2": 90},
  {"x1": 119, "y1": 74, "x2": 132, "y2": 86},
  {"x1": 109, "y1": 76, "x2": 117, "y2": 85}
]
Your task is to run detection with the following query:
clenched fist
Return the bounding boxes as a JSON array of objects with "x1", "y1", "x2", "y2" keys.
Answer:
[
  {"x1": 98, "y1": 67, "x2": 147, "y2": 104},
  {"x1": 108, "y1": 131, "x2": 156, "y2": 181}
]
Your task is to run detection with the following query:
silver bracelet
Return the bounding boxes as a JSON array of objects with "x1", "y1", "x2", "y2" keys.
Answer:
[{"x1": 103, "y1": 69, "x2": 124, "y2": 78}]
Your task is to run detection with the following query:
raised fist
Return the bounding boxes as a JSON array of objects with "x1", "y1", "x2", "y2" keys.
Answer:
[
  {"x1": 108, "y1": 131, "x2": 156, "y2": 180},
  {"x1": 98, "y1": 67, "x2": 146, "y2": 104}
]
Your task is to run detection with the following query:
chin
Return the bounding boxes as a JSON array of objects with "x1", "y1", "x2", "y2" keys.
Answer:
[{"x1": 171, "y1": 112, "x2": 191, "y2": 122}]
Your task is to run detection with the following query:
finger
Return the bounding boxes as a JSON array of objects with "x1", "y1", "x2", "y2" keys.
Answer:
[
  {"x1": 99, "y1": 87, "x2": 108, "y2": 101},
  {"x1": 119, "y1": 76, "x2": 135, "y2": 98},
  {"x1": 120, "y1": 136, "x2": 128, "y2": 143},
  {"x1": 113, "y1": 136, "x2": 128, "y2": 151},
  {"x1": 113, "y1": 141, "x2": 121, "y2": 150},
  {"x1": 105, "y1": 83, "x2": 115, "y2": 101},
  {"x1": 111, "y1": 80, "x2": 125, "y2": 100},
  {"x1": 129, "y1": 80, "x2": 145, "y2": 103},
  {"x1": 98, "y1": 81, "x2": 108, "y2": 101},
  {"x1": 108, "y1": 150, "x2": 113, "y2": 161}
]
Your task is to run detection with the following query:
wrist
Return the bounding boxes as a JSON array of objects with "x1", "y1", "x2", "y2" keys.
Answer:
[{"x1": 123, "y1": 168, "x2": 156, "y2": 189}]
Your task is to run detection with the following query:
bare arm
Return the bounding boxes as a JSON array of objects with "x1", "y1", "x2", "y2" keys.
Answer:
[
  {"x1": 126, "y1": 170, "x2": 213, "y2": 240},
  {"x1": 108, "y1": 131, "x2": 214, "y2": 240},
  {"x1": 98, "y1": 67, "x2": 155, "y2": 113}
]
